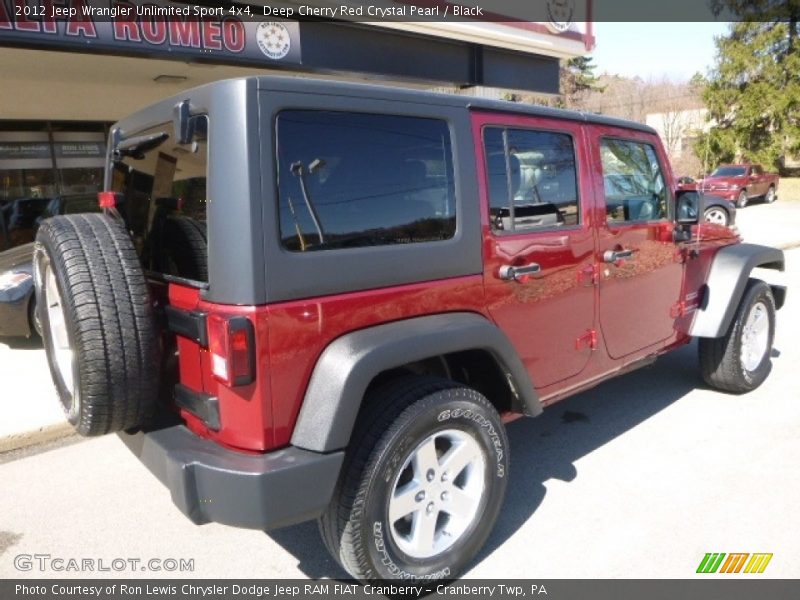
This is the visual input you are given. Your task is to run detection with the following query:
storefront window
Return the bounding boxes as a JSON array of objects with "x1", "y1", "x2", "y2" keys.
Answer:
[{"x1": 0, "y1": 122, "x2": 108, "y2": 251}]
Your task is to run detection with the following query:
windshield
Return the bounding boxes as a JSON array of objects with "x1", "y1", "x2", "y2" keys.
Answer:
[
  {"x1": 110, "y1": 119, "x2": 208, "y2": 284},
  {"x1": 710, "y1": 166, "x2": 746, "y2": 177}
]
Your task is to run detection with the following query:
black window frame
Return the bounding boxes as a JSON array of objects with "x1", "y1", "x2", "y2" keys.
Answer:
[{"x1": 481, "y1": 124, "x2": 583, "y2": 236}]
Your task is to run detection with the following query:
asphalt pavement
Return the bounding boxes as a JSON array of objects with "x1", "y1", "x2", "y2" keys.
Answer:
[{"x1": 0, "y1": 202, "x2": 798, "y2": 579}]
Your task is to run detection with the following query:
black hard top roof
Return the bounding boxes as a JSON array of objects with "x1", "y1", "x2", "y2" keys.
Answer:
[{"x1": 254, "y1": 75, "x2": 658, "y2": 135}]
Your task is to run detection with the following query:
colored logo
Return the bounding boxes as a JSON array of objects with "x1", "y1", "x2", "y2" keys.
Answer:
[
  {"x1": 696, "y1": 553, "x2": 773, "y2": 574},
  {"x1": 256, "y1": 22, "x2": 291, "y2": 60}
]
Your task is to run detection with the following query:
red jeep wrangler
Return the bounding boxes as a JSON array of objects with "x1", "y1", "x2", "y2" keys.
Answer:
[{"x1": 33, "y1": 77, "x2": 786, "y2": 581}]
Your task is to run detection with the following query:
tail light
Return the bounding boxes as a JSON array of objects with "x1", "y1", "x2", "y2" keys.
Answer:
[
  {"x1": 207, "y1": 315, "x2": 256, "y2": 387},
  {"x1": 97, "y1": 191, "x2": 118, "y2": 208}
]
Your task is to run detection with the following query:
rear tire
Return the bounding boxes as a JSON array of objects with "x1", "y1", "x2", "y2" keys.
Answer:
[
  {"x1": 765, "y1": 185, "x2": 776, "y2": 204},
  {"x1": 699, "y1": 280, "x2": 775, "y2": 393},
  {"x1": 34, "y1": 214, "x2": 160, "y2": 436},
  {"x1": 319, "y1": 376, "x2": 509, "y2": 581}
]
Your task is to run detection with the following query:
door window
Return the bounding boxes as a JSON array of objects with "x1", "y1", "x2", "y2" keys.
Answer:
[
  {"x1": 484, "y1": 127, "x2": 579, "y2": 232},
  {"x1": 600, "y1": 139, "x2": 668, "y2": 224}
]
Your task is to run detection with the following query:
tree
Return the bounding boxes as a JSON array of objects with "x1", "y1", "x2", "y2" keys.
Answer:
[
  {"x1": 556, "y1": 56, "x2": 604, "y2": 109},
  {"x1": 702, "y1": 1, "x2": 800, "y2": 172}
]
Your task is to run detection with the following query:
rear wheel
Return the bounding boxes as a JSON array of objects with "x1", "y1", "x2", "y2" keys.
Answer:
[
  {"x1": 765, "y1": 185, "x2": 776, "y2": 204},
  {"x1": 34, "y1": 214, "x2": 160, "y2": 435},
  {"x1": 699, "y1": 280, "x2": 775, "y2": 393},
  {"x1": 319, "y1": 376, "x2": 509, "y2": 581}
]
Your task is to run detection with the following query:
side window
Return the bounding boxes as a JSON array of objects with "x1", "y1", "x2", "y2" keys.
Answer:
[
  {"x1": 600, "y1": 138, "x2": 668, "y2": 224},
  {"x1": 751, "y1": 165, "x2": 762, "y2": 175},
  {"x1": 275, "y1": 111, "x2": 456, "y2": 252},
  {"x1": 484, "y1": 127, "x2": 579, "y2": 232}
]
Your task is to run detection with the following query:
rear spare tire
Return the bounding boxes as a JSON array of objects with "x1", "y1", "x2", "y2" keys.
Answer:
[{"x1": 34, "y1": 214, "x2": 160, "y2": 436}]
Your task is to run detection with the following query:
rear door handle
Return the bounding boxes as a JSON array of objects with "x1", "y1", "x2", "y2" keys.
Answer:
[
  {"x1": 603, "y1": 248, "x2": 634, "y2": 263},
  {"x1": 499, "y1": 263, "x2": 541, "y2": 281}
]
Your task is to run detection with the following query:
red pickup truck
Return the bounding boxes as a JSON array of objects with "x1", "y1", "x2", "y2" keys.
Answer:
[{"x1": 701, "y1": 164, "x2": 779, "y2": 208}]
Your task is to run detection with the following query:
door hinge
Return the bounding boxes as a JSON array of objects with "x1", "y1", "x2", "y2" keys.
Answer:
[
  {"x1": 575, "y1": 329, "x2": 598, "y2": 351},
  {"x1": 577, "y1": 264, "x2": 600, "y2": 286}
]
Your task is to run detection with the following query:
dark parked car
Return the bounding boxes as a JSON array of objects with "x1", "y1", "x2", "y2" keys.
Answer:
[
  {"x1": 0, "y1": 194, "x2": 99, "y2": 337},
  {"x1": 676, "y1": 177, "x2": 736, "y2": 227},
  {"x1": 0, "y1": 197, "x2": 51, "y2": 251},
  {"x1": 0, "y1": 242, "x2": 37, "y2": 337}
]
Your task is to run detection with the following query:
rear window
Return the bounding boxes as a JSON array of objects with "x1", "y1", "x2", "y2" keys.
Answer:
[
  {"x1": 110, "y1": 119, "x2": 208, "y2": 284},
  {"x1": 275, "y1": 111, "x2": 456, "y2": 252}
]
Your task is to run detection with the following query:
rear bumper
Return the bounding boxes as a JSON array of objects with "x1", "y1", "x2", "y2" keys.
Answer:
[{"x1": 119, "y1": 424, "x2": 344, "y2": 530}]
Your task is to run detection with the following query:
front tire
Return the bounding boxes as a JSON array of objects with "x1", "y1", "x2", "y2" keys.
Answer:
[
  {"x1": 736, "y1": 190, "x2": 748, "y2": 209},
  {"x1": 319, "y1": 377, "x2": 509, "y2": 581},
  {"x1": 704, "y1": 206, "x2": 730, "y2": 226},
  {"x1": 699, "y1": 280, "x2": 775, "y2": 393}
]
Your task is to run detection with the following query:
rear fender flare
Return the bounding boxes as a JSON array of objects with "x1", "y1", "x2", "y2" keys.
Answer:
[{"x1": 290, "y1": 312, "x2": 541, "y2": 453}]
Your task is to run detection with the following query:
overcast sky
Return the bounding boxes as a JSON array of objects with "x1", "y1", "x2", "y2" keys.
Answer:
[{"x1": 589, "y1": 22, "x2": 732, "y2": 82}]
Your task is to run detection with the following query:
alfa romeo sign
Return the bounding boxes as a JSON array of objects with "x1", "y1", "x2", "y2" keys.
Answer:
[{"x1": 0, "y1": 0, "x2": 302, "y2": 65}]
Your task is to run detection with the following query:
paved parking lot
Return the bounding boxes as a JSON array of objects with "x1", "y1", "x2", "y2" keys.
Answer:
[
  {"x1": 0, "y1": 337, "x2": 70, "y2": 451},
  {"x1": 736, "y1": 200, "x2": 800, "y2": 250},
  {"x1": 0, "y1": 205, "x2": 798, "y2": 579}
]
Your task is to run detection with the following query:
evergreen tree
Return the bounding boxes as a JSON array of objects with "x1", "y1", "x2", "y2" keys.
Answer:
[
  {"x1": 700, "y1": 1, "x2": 800, "y2": 172},
  {"x1": 557, "y1": 56, "x2": 604, "y2": 109}
]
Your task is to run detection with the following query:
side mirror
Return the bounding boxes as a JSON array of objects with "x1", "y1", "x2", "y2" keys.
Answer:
[{"x1": 675, "y1": 190, "x2": 703, "y2": 225}]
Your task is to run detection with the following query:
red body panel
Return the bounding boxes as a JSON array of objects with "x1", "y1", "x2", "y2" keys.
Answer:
[
  {"x1": 265, "y1": 276, "x2": 487, "y2": 448},
  {"x1": 585, "y1": 123, "x2": 686, "y2": 360},
  {"x1": 471, "y1": 112, "x2": 597, "y2": 389}
]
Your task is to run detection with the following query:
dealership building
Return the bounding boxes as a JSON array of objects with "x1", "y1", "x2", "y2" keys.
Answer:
[{"x1": 0, "y1": 0, "x2": 593, "y2": 249}]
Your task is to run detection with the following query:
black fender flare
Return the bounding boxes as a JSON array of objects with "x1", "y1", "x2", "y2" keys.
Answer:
[
  {"x1": 290, "y1": 312, "x2": 541, "y2": 453},
  {"x1": 690, "y1": 243, "x2": 785, "y2": 339}
]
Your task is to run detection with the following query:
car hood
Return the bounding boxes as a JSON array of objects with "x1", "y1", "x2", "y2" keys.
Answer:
[{"x1": 0, "y1": 243, "x2": 34, "y2": 273}]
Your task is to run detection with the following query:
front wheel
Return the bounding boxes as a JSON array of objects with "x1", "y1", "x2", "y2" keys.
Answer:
[
  {"x1": 319, "y1": 377, "x2": 509, "y2": 581},
  {"x1": 736, "y1": 190, "x2": 748, "y2": 209},
  {"x1": 704, "y1": 206, "x2": 730, "y2": 226},
  {"x1": 699, "y1": 280, "x2": 776, "y2": 393}
]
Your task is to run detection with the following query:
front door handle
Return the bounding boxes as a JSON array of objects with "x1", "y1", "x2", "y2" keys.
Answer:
[
  {"x1": 603, "y1": 248, "x2": 634, "y2": 263},
  {"x1": 499, "y1": 263, "x2": 541, "y2": 281}
]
